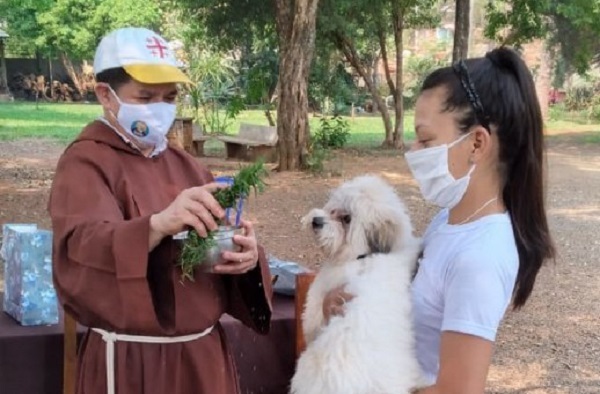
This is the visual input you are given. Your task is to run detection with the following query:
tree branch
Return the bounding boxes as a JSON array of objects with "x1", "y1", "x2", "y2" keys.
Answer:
[{"x1": 376, "y1": 23, "x2": 396, "y2": 97}]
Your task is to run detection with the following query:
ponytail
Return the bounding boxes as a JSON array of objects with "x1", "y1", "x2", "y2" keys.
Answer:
[{"x1": 486, "y1": 48, "x2": 556, "y2": 309}]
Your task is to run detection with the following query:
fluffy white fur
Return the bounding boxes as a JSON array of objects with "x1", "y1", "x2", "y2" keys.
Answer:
[{"x1": 291, "y1": 175, "x2": 425, "y2": 394}]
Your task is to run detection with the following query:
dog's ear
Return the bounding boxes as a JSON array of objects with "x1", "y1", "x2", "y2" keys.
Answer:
[{"x1": 367, "y1": 220, "x2": 398, "y2": 254}]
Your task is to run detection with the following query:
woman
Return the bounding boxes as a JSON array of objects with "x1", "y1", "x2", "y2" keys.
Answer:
[
  {"x1": 49, "y1": 27, "x2": 272, "y2": 394},
  {"x1": 325, "y1": 47, "x2": 555, "y2": 393}
]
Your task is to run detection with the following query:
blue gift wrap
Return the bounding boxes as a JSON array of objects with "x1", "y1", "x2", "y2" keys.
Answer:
[{"x1": 1, "y1": 224, "x2": 59, "y2": 326}]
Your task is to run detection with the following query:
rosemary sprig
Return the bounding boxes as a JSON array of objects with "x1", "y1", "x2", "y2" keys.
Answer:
[
  {"x1": 178, "y1": 160, "x2": 268, "y2": 281},
  {"x1": 212, "y1": 160, "x2": 268, "y2": 208}
]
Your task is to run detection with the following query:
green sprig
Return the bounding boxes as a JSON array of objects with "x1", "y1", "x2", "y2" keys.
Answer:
[{"x1": 178, "y1": 160, "x2": 268, "y2": 282}]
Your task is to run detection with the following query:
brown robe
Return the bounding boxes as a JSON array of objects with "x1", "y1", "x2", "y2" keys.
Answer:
[{"x1": 48, "y1": 121, "x2": 273, "y2": 394}]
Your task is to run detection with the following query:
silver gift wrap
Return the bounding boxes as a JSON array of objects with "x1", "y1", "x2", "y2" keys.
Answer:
[{"x1": 1, "y1": 224, "x2": 59, "y2": 326}]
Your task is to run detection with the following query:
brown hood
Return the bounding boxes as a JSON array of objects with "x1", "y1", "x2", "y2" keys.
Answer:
[{"x1": 71, "y1": 120, "x2": 141, "y2": 155}]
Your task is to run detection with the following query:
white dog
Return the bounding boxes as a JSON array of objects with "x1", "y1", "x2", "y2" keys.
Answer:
[{"x1": 291, "y1": 175, "x2": 424, "y2": 394}]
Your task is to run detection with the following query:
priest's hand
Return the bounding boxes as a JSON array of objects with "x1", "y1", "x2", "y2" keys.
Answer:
[
  {"x1": 149, "y1": 183, "x2": 227, "y2": 248},
  {"x1": 213, "y1": 219, "x2": 259, "y2": 275}
]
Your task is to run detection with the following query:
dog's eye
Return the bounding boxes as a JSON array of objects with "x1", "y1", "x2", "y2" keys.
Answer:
[{"x1": 342, "y1": 215, "x2": 351, "y2": 224}]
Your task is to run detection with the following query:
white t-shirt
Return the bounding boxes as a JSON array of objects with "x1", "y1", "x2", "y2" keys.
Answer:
[{"x1": 411, "y1": 209, "x2": 519, "y2": 384}]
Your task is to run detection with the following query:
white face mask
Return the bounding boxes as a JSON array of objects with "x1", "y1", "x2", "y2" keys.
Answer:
[
  {"x1": 107, "y1": 87, "x2": 176, "y2": 154},
  {"x1": 405, "y1": 132, "x2": 475, "y2": 209}
]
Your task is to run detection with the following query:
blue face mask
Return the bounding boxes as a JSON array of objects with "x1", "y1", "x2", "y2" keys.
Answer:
[{"x1": 404, "y1": 132, "x2": 475, "y2": 209}]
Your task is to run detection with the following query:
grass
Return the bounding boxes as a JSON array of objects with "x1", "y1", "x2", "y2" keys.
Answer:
[
  {"x1": 186, "y1": 107, "x2": 416, "y2": 148},
  {"x1": 0, "y1": 101, "x2": 416, "y2": 147},
  {"x1": 1, "y1": 101, "x2": 598, "y2": 146},
  {"x1": 0, "y1": 102, "x2": 103, "y2": 142}
]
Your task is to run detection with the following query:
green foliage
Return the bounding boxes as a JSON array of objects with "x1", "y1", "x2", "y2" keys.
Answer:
[
  {"x1": 180, "y1": 230, "x2": 217, "y2": 281},
  {"x1": 485, "y1": 0, "x2": 547, "y2": 44},
  {"x1": 179, "y1": 160, "x2": 268, "y2": 281},
  {"x1": 184, "y1": 49, "x2": 244, "y2": 133},
  {"x1": 171, "y1": 0, "x2": 274, "y2": 52},
  {"x1": 564, "y1": 87, "x2": 595, "y2": 112},
  {"x1": 590, "y1": 105, "x2": 600, "y2": 123},
  {"x1": 559, "y1": 70, "x2": 600, "y2": 122},
  {"x1": 485, "y1": 0, "x2": 600, "y2": 74},
  {"x1": 240, "y1": 47, "x2": 279, "y2": 106},
  {"x1": 0, "y1": 0, "x2": 53, "y2": 56},
  {"x1": 564, "y1": 71, "x2": 600, "y2": 109},
  {"x1": 403, "y1": 52, "x2": 447, "y2": 109},
  {"x1": 316, "y1": 0, "x2": 440, "y2": 146},
  {"x1": 213, "y1": 160, "x2": 268, "y2": 208},
  {"x1": 169, "y1": 0, "x2": 278, "y2": 126},
  {"x1": 314, "y1": 115, "x2": 350, "y2": 149},
  {"x1": 1, "y1": 0, "x2": 162, "y2": 59},
  {"x1": 36, "y1": 0, "x2": 103, "y2": 59},
  {"x1": 305, "y1": 143, "x2": 329, "y2": 175},
  {"x1": 309, "y1": 58, "x2": 357, "y2": 114}
]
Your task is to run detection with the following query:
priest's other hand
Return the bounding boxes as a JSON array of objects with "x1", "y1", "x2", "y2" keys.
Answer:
[
  {"x1": 213, "y1": 219, "x2": 259, "y2": 275},
  {"x1": 150, "y1": 183, "x2": 227, "y2": 241}
]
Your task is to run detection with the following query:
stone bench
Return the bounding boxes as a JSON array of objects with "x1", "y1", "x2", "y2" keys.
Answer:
[
  {"x1": 192, "y1": 124, "x2": 212, "y2": 157},
  {"x1": 216, "y1": 123, "x2": 278, "y2": 162}
]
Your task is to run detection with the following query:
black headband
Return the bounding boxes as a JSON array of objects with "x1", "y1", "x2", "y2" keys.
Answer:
[{"x1": 452, "y1": 59, "x2": 491, "y2": 133}]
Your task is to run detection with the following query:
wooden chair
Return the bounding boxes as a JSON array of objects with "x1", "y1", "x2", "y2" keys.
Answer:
[
  {"x1": 63, "y1": 312, "x2": 78, "y2": 394},
  {"x1": 294, "y1": 271, "x2": 316, "y2": 357}
]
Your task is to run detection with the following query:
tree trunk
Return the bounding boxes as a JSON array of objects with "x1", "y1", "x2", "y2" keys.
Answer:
[
  {"x1": 274, "y1": 0, "x2": 320, "y2": 171},
  {"x1": 0, "y1": 40, "x2": 9, "y2": 96},
  {"x1": 265, "y1": 78, "x2": 279, "y2": 127},
  {"x1": 332, "y1": 32, "x2": 394, "y2": 144},
  {"x1": 391, "y1": 3, "x2": 405, "y2": 149},
  {"x1": 370, "y1": 57, "x2": 380, "y2": 113},
  {"x1": 377, "y1": 27, "x2": 396, "y2": 96},
  {"x1": 60, "y1": 53, "x2": 84, "y2": 97},
  {"x1": 452, "y1": 0, "x2": 471, "y2": 62}
]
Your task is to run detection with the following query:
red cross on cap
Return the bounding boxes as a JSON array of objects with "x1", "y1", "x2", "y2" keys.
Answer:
[{"x1": 146, "y1": 36, "x2": 168, "y2": 58}]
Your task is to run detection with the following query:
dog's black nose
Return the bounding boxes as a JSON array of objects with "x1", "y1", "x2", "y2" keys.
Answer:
[{"x1": 312, "y1": 216, "x2": 325, "y2": 229}]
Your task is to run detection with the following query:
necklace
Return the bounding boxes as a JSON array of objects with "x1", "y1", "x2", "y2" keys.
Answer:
[{"x1": 457, "y1": 197, "x2": 498, "y2": 225}]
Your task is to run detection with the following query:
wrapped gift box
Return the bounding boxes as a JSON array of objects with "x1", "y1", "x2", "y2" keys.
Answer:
[{"x1": 1, "y1": 224, "x2": 58, "y2": 326}]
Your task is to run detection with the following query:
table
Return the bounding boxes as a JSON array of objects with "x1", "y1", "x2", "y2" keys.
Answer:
[{"x1": 0, "y1": 294, "x2": 296, "y2": 394}]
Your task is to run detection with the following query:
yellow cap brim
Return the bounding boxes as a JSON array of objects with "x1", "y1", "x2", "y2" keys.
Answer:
[{"x1": 123, "y1": 64, "x2": 192, "y2": 85}]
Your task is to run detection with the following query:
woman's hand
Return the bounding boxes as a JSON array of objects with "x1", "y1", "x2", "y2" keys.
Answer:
[
  {"x1": 212, "y1": 219, "x2": 259, "y2": 275},
  {"x1": 149, "y1": 183, "x2": 227, "y2": 246},
  {"x1": 322, "y1": 285, "x2": 354, "y2": 324}
]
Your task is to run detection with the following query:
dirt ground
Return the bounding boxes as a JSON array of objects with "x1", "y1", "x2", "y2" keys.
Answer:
[{"x1": 0, "y1": 137, "x2": 598, "y2": 393}]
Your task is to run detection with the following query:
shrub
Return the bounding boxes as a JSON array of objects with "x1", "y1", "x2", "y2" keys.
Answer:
[
  {"x1": 313, "y1": 115, "x2": 350, "y2": 149},
  {"x1": 305, "y1": 143, "x2": 328, "y2": 175},
  {"x1": 403, "y1": 53, "x2": 447, "y2": 109}
]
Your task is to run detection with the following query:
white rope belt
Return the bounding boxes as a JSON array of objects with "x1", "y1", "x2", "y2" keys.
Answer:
[{"x1": 92, "y1": 326, "x2": 214, "y2": 394}]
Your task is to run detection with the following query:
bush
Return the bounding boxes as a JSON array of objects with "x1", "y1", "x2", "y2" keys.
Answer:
[
  {"x1": 403, "y1": 53, "x2": 447, "y2": 109},
  {"x1": 564, "y1": 86, "x2": 595, "y2": 111},
  {"x1": 564, "y1": 69, "x2": 600, "y2": 112},
  {"x1": 309, "y1": 60, "x2": 358, "y2": 114},
  {"x1": 305, "y1": 143, "x2": 329, "y2": 175},
  {"x1": 313, "y1": 115, "x2": 350, "y2": 149},
  {"x1": 590, "y1": 105, "x2": 600, "y2": 121}
]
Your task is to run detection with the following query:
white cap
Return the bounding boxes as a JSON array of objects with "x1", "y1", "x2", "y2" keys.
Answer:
[{"x1": 93, "y1": 27, "x2": 190, "y2": 84}]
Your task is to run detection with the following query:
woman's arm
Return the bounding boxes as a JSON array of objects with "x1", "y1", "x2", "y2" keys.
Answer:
[{"x1": 416, "y1": 331, "x2": 494, "y2": 394}]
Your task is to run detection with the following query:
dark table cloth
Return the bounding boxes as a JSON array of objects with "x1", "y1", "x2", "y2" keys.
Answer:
[{"x1": 0, "y1": 294, "x2": 296, "y2": 394}]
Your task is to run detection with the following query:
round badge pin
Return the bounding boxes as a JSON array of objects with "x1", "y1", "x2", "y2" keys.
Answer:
[{"x1": 131, "y1": 120, "x2": 149, "y2": 137}]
